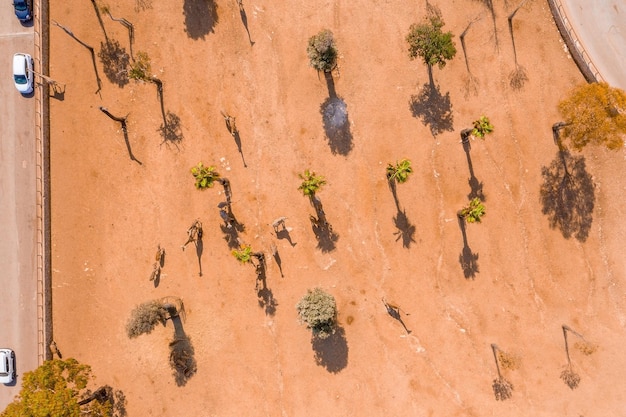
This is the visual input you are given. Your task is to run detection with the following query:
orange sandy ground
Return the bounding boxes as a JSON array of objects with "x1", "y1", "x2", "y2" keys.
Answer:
[{"x1": 49, "y1": 0, "x2": 626, "y2": 416}]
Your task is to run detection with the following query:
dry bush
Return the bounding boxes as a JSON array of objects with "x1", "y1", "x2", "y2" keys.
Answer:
[
  {"x1": 126, "y1": 300, "x2": 168, "y2": 338},
  {"x1": 492, "y1": 377, "x2": 514, "y2": 401},
  {"x1": 497, "y1": 350, "x2": 520, "y2": 371},
  {"x1": 560, "y1": 368, "x2": 581, "y2": 390}
]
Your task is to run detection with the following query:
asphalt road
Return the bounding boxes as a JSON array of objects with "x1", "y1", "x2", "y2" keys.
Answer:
[{"x1": 0, "y1": 9, "x2": 37, "y2": 410}]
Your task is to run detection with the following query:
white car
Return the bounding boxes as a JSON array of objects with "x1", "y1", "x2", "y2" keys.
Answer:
[
  {"x1": 13, "y1": 53, "x2": 33, "y2": 94},
  {"x1": 0, "y1": 349, "x2": 15, "y2": 384}
]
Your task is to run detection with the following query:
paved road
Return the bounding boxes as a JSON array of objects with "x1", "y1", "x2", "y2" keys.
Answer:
[
  {"x1": 558, "y1": 0, "x2": 626, "y2": 90},
  {"x1": 0, "y1": 10, "x2": 37, "y2": 410}
]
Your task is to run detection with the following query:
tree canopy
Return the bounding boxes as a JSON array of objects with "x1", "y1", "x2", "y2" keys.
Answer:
[
  {"x1": 1, "y1": 359, "x2": 111, "y2": 417},
  {"x1": 306, "y1": 29, "x2": 338, "y2": 73},
  {"x1": 558, "y1": 82, "x2": 626, "y2": 151},
  {"x1": 296, "y1": 288, "x2": 337, "y2": 339},
  {"x1": 406, "y1": 15, "x2": 456, "y2": 69}
]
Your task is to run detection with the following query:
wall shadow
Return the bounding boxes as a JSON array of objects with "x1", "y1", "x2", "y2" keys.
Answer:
[
  {"x1": 184, "y1": 0, "x2": 218, "y2": 40},
  {"x1": 409, "y1": 82, "x2": 454, "y2": 137},
  {"x1": 540, "y1": 150, "x2": 595, "y2": 242},
  {"x1": 320, "y1": 96, "x2": 353, "y2": 156},
  {"x1": 98, "y1": 39, "x2": 130, "y2": 87},
  {"x1": 311, "y1": 325, "x2": 348, "y2": 373}
]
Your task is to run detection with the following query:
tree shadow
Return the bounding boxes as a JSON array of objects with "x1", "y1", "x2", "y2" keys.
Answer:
[
  {"x1": 99, "y1": 107, "x2": 142, "y2": 164},
  {"x1": 159, "y1": 111, "x2": 184, "y2": 148},
  {"x1": 52, "y1": 20, "x2": 103, "y2": 95},
  {"x1": 168, "y1": 309, "x2": 197, "y2": 386},
  {"x1": 311, "y1": 326, "x2": 348, "y2": 373},
  {"x1": 232, "y1": 131, "x2": 247, "y2": 167},
  {"x1": 237, "y1": 0, "x2": 254, "y2": 46},
  {"x1": 194, "y1": 233, "x2": 203, "y2": 277},
  {"x1": 134, "y1": 0, "x2": 152, "y2": 12},
  {"x1": 254, "y1": 257, "x2": 277, "y2": 316},
  {"x1": 458, "y1": 216, "x2": 479, "y2": 279},
  {"x1": 220, "y1": 207, "x2": 246, "y2": 249},
  {"x1": 393, "y1": 208, "x2": 416, "y2": 248},
  {"x1": 183, "y1": 0, "x2": 218, "y2": 40},
  {"x1": 309, "y1": 197, "x2": 338, "y2": 252},
  {"x1": 98, "y1": 39, "x2": 130, "y2": 87},
  {"x1": 409, "y1": 82, "x2": 454, "y2": 138},
  {"x1": 462, "y1": 134, "x2": 485, "y2": 201},
  {"x1": 276, "y1": 229, "x2": 296, "y2": 247},
  {"x1": 540, "y1": 150, "x2": 595, "y2": 242},
  {"x1": 320, "y1": 96, "x2": 353, "y2": 156},
  {"x1": 507, "y1": 0, "x2": 529, "y2": 90}
]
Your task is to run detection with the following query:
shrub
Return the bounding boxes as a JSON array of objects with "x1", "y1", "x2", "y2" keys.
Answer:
[
  {"x1": 126, "y1": 300, "x2": 168, "y2": 338},
  {"x1": 191, "y1": 162, "x2": 220, "y2": 190},
  {"x1": 471, "y1": 116, "x2": 494, "y2": 139},
  {"x1": 296, "y1": 288, "x2": 337, "y2": 339},
  {"x1": 298, "y1": 169, "x2": 326, "y2": 197},
  {"x1": 307, "y1": 29, "x2": 338, "y2": 73}
]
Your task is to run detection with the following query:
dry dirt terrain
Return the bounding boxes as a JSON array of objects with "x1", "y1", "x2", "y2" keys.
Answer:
[{"x1": 48, "y1": 0, "x2": 626, "y2": 416}]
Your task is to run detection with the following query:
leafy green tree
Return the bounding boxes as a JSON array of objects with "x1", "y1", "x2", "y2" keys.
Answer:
[
  {"x1": 191, "y1": 162, "x2": 220, "y2": 190},
  {"x1": 296, "y1": 288, "x2": 337, "y2": 339},
  {"x1": 126, "y1": 299, "x2": 168, "y2": 338},
  {"x1": 406, "y1": 15, "x2": 456, "y2": 70},
  {"x1": 458, "y1": 197, "x2": 486, "y2": 223},
  {"x1": 471, "y1": 116, "x2": 494, "y2": 139},
  {"x1": 1, "y1": 359, "x2": 112, "y2": 417},
  {"x1": 307, "y1": 29, "x2": 338, "y2": 73},
  {"x1": 232, "y1": 244, "x2": 253, "y2": 264},
  {"x1": 386, "y1": 159, "x2": 413, "y2": 184},
  {"x1": 298, "y1": 169, "x2": 326, "y2": 198},
  {"x1": 558, "y1": 82, "x2": 626, "y2": 151}
]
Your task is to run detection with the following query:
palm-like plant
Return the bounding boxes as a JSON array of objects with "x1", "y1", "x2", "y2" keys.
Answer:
[
  {"x1": 386, "y1": 159, "x2": 413, "y2": 184},
  {"x1": 459, "y1": 197, "x2": 486, "y2": 223},
  {"x1": 471, "y1": 116, "x2": 494, "y2": 139},
  {"x1": 190, "y1": 162, "x2": 220, "y2": 190},
  {"x1": 232, "y1": 244, "x2": 253, "y2": 264},
  {"x1": 298, "y1": 169, "x2": 326, "y2": 197}
]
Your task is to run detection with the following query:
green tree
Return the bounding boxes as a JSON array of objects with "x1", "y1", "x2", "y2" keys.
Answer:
[
  {"x1": 128, "y1": 50, "x2": 153, "y2": 82},
  {"x1": 296, "y1": 288, "x2": 337, "y2": 339},
  {"x1": 191, "y1": 162, "x2": 220, "y2": 190},
  {"x1": 307, "y1": 29, "x2": 338, "y2": 73},
  {"x1": 298, "y1": 169, "x2": 326, "y2": 197},
  {"x1": 386, "y1": 159, "x2": 413, "y2": 184},
  {"x1": 1, "y1": 359, "x2": 112, "y2": 417},
  {"x1": 232, "y1": 244, "x2": 253, "y2": 264},
  {"x1": 558, "y1": 82, "x2": 626, "y2": 151},
  {"x1": 471, "y1": 116, "x2": 494, "y2": 139},
  {"x1": 126, "y1": 299, "x2": 168, "y2": 338},
  {"x1": 406, "y1": 15, "x2": 456, "y2": 70},
  {"x1": 458, "y1": 197, "x2": 486, "y2": 223}
]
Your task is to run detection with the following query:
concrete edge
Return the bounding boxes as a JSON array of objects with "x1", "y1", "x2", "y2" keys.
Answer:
[{"x1": 546, "y1": 0, "x2": 597, "y2": 84}]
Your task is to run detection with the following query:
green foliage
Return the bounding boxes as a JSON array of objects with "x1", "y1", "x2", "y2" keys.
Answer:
[
  {"x1": 558, "y1": 82, "x2": 626, "y2": 151},
  {"x1": 126, "y1": 300, "x2": 168, "y2": 338},
  {"x1": 232, "y1": 244, "x2": 253, "y2": 264},
  {"x1": 307, "y1": 29, "x2": 338, "y2": 73},
  {"x1": 190, "y1": 162, "x2": 220, "y2": 190},
  {"x1": 406, "y1": 15, "x2": 456, "y2": 69},
  {"x1": 128, "y1": 51, "x2": 152, "y2": 81},
  {"x1": 471, "y1": 116, "x2": 494, "y2": 139},
  {"x1": 459, "y1": 197, "x2": 486, "y2": 223},
  {"x1": 0, "y1": 359, "x2": 111, "y2": 417},
  {"x1": 298, "y1": 169, "x2": 326, "y2": 197},
  {"x1": 386, "y1": 159, "x2": 413, "y2": 184},
  {"x1": 296, "y1": 288, "x2": 337, "y2": 339}
]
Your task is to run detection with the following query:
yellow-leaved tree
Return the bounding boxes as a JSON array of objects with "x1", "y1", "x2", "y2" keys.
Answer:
[{"x1": 558, "y1": 82, "x2": 626, "y2": 151}]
